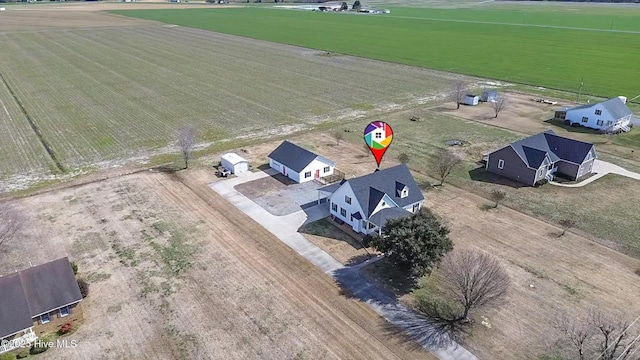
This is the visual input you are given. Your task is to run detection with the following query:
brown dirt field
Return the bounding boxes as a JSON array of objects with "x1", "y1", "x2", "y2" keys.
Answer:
[
  {"x1": 0, "y1": 3, "x2": 237, "y2": 31},
  {"x1": 0, "y1": 168, "x2": 432, "y2": 360},
  {"x1": 435, "y1": 91, "x2": 640, "y2": 162},
  {"x1": 213, "y1": 132, "x2": 640, "y2": 359}
]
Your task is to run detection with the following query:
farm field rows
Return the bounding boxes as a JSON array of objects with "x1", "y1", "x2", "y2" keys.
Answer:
[
  {"x1": 0, "y1": 17, "x2": 459, "y2": 191},
  {"x1": 114, "y1": 7, "x2": 640, "y2": 99},
  {"x1": 0, "y1": 169, "x2": 432, "y2": 359}
]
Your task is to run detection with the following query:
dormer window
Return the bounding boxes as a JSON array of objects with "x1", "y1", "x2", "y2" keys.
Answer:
[{"x1": 401, "y1": 188, "x2": 408, "y2": 198}]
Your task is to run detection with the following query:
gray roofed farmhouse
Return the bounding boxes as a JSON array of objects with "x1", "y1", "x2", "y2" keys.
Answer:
[
  {"x1": 554, "y1": 97, "x2": 633, "y2": 133},
  {"x1": 485, "y1": 130, "x2": 597, "y2": 186},
  {"x1": 320, "y1": 164, "x2": 424, "y2": 234}
]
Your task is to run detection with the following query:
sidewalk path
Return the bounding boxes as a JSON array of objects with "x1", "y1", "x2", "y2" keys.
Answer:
[
  {"x1": 550, "y1": 160, "x2": 640, "y2": 188},
  {"x1": 210, "y1": 171, "x2": 476, "y2": 360}
]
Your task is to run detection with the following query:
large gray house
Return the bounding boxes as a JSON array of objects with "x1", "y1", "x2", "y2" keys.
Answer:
[{"x1": 485, "y1": 130, "x2": 597, "y2": 186}]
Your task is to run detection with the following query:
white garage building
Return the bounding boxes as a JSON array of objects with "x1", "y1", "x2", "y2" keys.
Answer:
[
  {"x1": 268, "y1": 140, "x2": 335, "y2": 183},
  {"x1": 220, "y1": 153, "x2": 250, "y2": 174}
]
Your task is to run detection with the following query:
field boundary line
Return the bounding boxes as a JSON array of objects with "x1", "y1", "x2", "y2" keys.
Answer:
[{"x1": 0, "y1": 70, "x2": 65, "y2": 173}]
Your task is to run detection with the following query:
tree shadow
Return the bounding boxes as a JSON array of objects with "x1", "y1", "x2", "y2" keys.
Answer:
[
  {"x1": 152, "y1": 164, "x2": 181, "y2": 174},
  {"x1": 543, "y1": 118, "x2": 601, "y2": 135},
  {"x1": 468, "y1": 167, "x2": 528, "y2": 189}
]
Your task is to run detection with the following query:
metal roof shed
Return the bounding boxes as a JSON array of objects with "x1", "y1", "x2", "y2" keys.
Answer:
[{"x1": 221, "y1": 153, "x2": 250, "y2": 174}]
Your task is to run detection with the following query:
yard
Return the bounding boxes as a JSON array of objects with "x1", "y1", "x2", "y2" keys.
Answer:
[
  {"x1": 0, "y1": 169, "x2": 430, "y2": 360},
  {"x1": 299, "y1": 217, "x2": 375, "y2": 265},
  {"x1": 223, "y1": 131, "x2": 640, "y2": 359}
]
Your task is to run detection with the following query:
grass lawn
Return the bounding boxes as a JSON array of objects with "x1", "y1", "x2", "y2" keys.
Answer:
[
  {"x1": 299, "y1": 217, "x2": 373, "y2": 265},
  {"x1": 113, "y1": 7, "x2": 640, "y2": 99},
  {"x1": 326, "y1": 109, "x2": 640, "y2": 258}
]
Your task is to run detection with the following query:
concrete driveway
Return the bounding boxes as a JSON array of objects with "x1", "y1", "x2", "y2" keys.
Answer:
[
  {"x1": 550, "y1": 160, "x2": 640, "y2": 188},
  {"x1": 210, "y1": 171, "x2": 476, "y2": 360}
]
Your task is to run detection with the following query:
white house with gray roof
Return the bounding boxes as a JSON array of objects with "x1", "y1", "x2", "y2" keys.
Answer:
[
  {"x1": 319, "y1": 164, "x2": 423, "y2": 234},
  {"x1": 554, "y1": 97, "x2": 633, "y2": 132},
  {"x1": 268, "y1": 141, "x2": 335, "y2": 183}
]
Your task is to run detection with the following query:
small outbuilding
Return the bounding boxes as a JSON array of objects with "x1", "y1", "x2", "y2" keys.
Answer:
[
  {"x1": 462, "y1": 94, "x2": 480, "y2": 106},
  {"x1": 481, "y1": 89, "x2": 498, "y2": 103},
  {"x1": 220, "y1": 153, "x2": 250, "y2": 175}
]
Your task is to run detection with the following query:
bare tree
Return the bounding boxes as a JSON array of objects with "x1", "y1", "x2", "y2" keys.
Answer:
[
  {"x1": 558, "y1": 219, "x2": 576, "y2": 236},
  {"x1": 491, "y1": 95, "x2": 507, "y2": 118},
  {"x1": 333, "y1": 130, "x2": 344, "y2": 146},
  {"x1": 489, "y1": 189, "x2": 506, "y2": 208},
  {"x1": 554, "y1": 309, "x2": 638, "y2": 360},
  {"x1": 453, "y1": 81, "x2": 468, "y2": 110},
  {"x1": 398, "y1": 152, "x2": 410, "y2": 164},
  {"x1": 441, "y1": 249, "x2": 510, "y2": 322},
  {"x1": 178, "y1": 125, "x2": 195, "y2": 169},
  {"x1": 436, "y1": 149, "x2": 461, "y2": 186},
  {"x1": 0, "y1": 202, "x2": 24, "y2": 249},
  {"x1": 555, "y1": 313, "x2": 594, "y2": 360}
]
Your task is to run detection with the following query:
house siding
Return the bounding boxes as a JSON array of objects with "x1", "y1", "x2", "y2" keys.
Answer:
[
  {"x1": 33, "y1": 303, "x2": 83, "y2": 336},
  {"x1": 299, "y1": 158, "x2": 334, "y2": 184},
  {"x1": 577, "y1": 159, "x2": 595, "y2": 179},
  {"x1": 328, "y1": 183, "x2": 364, "y2": 233},
  {"x1": 486, "y1": 146, "x2": 536, "y2": 185},
  {"x1": 566, "y1": 105, "x2": 631, "y2": 131}
]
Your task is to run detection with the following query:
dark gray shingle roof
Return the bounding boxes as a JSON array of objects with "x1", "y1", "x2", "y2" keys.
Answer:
[
  {"x1": 268, "y1": 140, "x2": 334, "y2": 173},
  {"x1": 369, "y1": 207, "x2": 413, "y2": 227},
  {"x1": 346, "y1": 164, "x2": 423, "y2": 219},
  {"x1": 508, "y1": 130, "x2": 595, "y2": 167},
  {"x1": 19, "y1": 257, "x2": 83, "y2": 317},
  {"x1": 0, "y1": 273, "x2": 34, "y2": 338},
  {"x1": 0, "y1": 257, "x2": 83, "y2": 337}
]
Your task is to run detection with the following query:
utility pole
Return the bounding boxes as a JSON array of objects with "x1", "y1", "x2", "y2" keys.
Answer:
[{"x1": 576, "y1": 78, "x2": 584, "y2": 104}]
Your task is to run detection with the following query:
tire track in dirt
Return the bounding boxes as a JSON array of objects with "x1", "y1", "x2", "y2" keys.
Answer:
[{"x1": 141, "y1": 172, "x2": 433, "y2": 359}]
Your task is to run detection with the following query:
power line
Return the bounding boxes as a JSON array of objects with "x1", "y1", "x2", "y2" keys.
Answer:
[
  {"x1": 595, "y1": 314, "x2": 640, "y2": 360},
  {"x1": 615, "y1": 332, "x2": 640, "y2": 360}
]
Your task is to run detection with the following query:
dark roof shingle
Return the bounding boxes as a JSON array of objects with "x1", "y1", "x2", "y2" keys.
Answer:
[
  {"x1": 0, "y1": 273, "x2": 34, "y2": 338},
  {"x1": 268, "y1": 140, "x2": 334, "y2": 173},
  {"x1": 507, "y1": 130, "x2": 595, "y2": 167}
]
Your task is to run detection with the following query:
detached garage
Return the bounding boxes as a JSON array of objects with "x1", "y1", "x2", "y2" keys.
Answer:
[{"x1": 221, "y1": 153, "x2": 250, "y2": 174}]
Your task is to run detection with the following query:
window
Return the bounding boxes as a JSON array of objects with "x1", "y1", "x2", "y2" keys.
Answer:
[
  {"x1": 331, "y1": 203, "x2": 337, "y2": 212},
  {"x1": 497, "y1": 159, "x2": 504, "y2": 169},
  {"x1": 345, "y1": 196, "x2": 351, "y2": 205},
  {"x1": 323, "y1": 166, "x2": 330, "y2": 173},
  {"x1": 595, "y1": 109, "x2": 602, "y2": 115},
  {"x1": 582, "y1": 116, "x2": 589, "y2": 123},
  {"x1": 368, "y1": 222, "x2": 376, "y2": 229},
  {"x1": 340, "y1": 208, "x2": 347, "y2": 217},
  {"x1": 413, "y1": 203, "x2": 420, "y2": 213},
  {"x1": 597, "y1": 120, "x2": 604, "y2": 126},
  {"x1": 607, "y1": 120, "x2": 612, "y2": 126},
  {"x1": 59, "y1": 306, "x2": 70, "y2": 317},
  {"x1": 538, "y1": 167, "x2": 544, "y2": 177},
  {"x1": 304, "y1": 171, "x2": 311, "y2": 178},
  {"x1": 350, "y1": 214, "x2": 353, "y2": 222},
  {"x1": 40, "y1": 313, "x2": 51, "y2": 324}
]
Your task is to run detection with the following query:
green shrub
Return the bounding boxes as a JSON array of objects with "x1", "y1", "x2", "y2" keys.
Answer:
[
  {"x1": 70, "y1": 261, "x2": 78, "y2": 275},
  {"x1": 16, "y1": 350, "x2": 29, "y2": 359},
  {"x1": 0, "y1": 352, "x2": 16, "y2": 360}
]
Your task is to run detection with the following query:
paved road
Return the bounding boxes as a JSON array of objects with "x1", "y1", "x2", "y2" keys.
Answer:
[
  {"x1": 550, "y1": 159, "x2": 640, "y2": 188},
  {"x1": 210, "y1": 171, "x2": 477, "y2": 360}
]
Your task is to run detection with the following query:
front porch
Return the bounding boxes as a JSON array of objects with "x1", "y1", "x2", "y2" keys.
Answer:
[{"x1": 0, "y1": 328, "x2": 37, "y2": 354}]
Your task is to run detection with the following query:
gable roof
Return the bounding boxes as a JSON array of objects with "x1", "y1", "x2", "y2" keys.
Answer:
[
  {"x1": 369, "y1": 207, "x2": 413, "y2": 227},
  {"x1": 344, "y1": 164, "x2": 423, "y2": 219},
  {"x1": 0, "y1": 257, "x2": 83, "y2": 338},
  {"x1": 566, "y1": 97, "x2": 632, "y2": 120},
  {"x1": 506, "y1": 130, "x2": 595, "y2": 167},
  {"x1": 268, "y1": 140, "x2": 334, "y2": 173},
  {"x1": 0, "y1": 273, "x2": 34, "y2": 339}
]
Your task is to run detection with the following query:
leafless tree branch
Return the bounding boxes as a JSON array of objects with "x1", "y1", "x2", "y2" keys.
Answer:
[
  {"x1": 0, "y1": 202, "x2": 25, "y2": 249},
  {"x1": 453, "y1": 81, "x2": 468, "y2": 110},
  {"x1": 178, "y1": 125, "x2": 196, "y2": 169},
  {"x1": 491, "y1": 95, "x2": 507, "y2": 118},
  {"x1": 436, "y1": 149, "x2": 461, "y2": 186}
]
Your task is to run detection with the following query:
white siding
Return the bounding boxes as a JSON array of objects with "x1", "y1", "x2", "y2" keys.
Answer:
[
  {"x1": 269, "y1": 158, "x2": 301, "y2": 183},
  {"x1": 328, "y1": 183, "x2": 364, "y2": 233},
  {"x1": 566, "y1": 105, "x2": 631, "y2": 131},
  {"x1": 298, "y1": 158, "x2": 334, "y2": 183},
  {"x1": 369, "y1": 194, "x2": 397, "y2": 217}
]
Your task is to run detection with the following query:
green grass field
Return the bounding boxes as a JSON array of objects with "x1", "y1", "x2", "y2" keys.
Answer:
[{"x1": 113, "y1": 7, "x2": 640, "y2": 100}]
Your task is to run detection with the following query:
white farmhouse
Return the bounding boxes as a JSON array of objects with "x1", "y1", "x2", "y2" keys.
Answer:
[
  {"x1": 268, "y1": 140, "x2": 335, "y2": 183},
  {"x1": 554, "y1": 97, "x2": 633, "y2": 132},
  {"x1": 319, "y1": 164, "x2": 424, "y2": 235}
]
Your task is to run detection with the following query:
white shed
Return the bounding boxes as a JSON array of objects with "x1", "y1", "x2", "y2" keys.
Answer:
[
  {"x1": 221, "y1": 153, "x2": 250, "y2": 174},
  {"x1": 463, "y1": 94, "x2": 480, "y2": 106}
]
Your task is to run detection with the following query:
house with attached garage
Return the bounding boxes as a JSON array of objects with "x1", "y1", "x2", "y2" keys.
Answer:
[
  {"x1": 0, "y1": 257, "x2": 83, "y2": 355},
  {"x1": 554, "y1": 96, "x2": 633, "y2": 132},
  {"x1": 268, "y1": 140, "x2": 335, "y2": 183},
  {"x1": 318, "y1": 164, "x2": 423, "y2": 235},
  {"x1": 485, "y1": 130, "x2": 597, "y2": 186}
]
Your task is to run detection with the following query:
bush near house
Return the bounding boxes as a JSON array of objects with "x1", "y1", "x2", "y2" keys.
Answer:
[{"x1": 58, "y1": 322, "x2": 73, "y2": 336}]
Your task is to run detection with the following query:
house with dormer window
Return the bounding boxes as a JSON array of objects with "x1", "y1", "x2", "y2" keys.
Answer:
[{"x1": 318, "y1": 164, "x2": 424, "y2": 234}]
